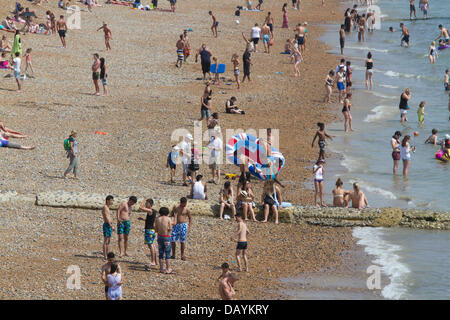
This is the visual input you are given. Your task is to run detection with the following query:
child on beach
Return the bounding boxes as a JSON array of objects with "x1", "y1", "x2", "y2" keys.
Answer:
[
  {"x1": 324, "y1": 70, "x2": 335, "y2": 103},
  {"x1": 231, "y1": 214, "x2": 249, "y2": 272},
  {"x1": 313, "y1": 159, "x2": 326, "y2": 207},
  {"x1": 336, "y1": 66, "x2": 346, "y2": 103},
  {"x1": 23, "y1": 48, "x2": 34, "y2": 77},
  {"x1": 311, "y1": 122, "x2": 333, "y2": 161},
  {"x1": 231, "y1": 53, "x2": 240, "y2": 89},
  {"x1": 155, "y1": 207, "x2": 173, "y2": 274},
  {"x1": 428, "y1": 41, "x2": 438, "y2": 64},
  {"x1": 101, "y1": 195, "x2": 114, "y2": 260},
  {"x1": 166, "y1": 145, "x2": 179, "y2": 183},
  {"x1": 100, "y1": 57, "x2": 107, "y2": 96},
  {"x1": 137, "y1": 199, "x2": 158, "y2": 270},
  {"x1": 417, "y1": 101, "x2": 425, "y2": 126},
  {"x1": 212, "y1": 57, "x2": 221, "y2": 85},
  {"x1": 400, "y1": 135, "x2": 415, "y2": 176}
]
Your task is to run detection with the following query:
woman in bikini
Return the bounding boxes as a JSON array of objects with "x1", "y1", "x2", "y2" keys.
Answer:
[
  {"x1": 236, "y1": 179, "x2": 256, "y2": 221},
  {"x1": 324, "y1": 70, "x2": 335, "y2": 103},
  {"x1": 391, "y1": 131, "x2": 402, "y2": 175},
  {"x1": 332, "y1": 178, "x2": 350, "y2": 207},
  {"x1": 231, "y1": 53, "x2": 240, "y2": 89}
]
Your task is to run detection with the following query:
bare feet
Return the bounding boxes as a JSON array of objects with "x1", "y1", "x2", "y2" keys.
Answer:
[{"x1": 165, "y1": 268, "x2": 174, "y2": 274}]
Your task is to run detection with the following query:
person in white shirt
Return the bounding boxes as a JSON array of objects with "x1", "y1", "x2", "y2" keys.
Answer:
[
  {"x1": 313, "y1": 159, "x2": 326, "y2": 207},
  {"x1": 208, "y1": 131, "x2": 222, "y2": 184},
  {"x1": 251, "y1": 23, "x2": 261, "y2": 52},
  {"x1": 191, "y1": 174, "x2": 207, "y2": 200},
  {"x1": 10, "y1": 52, "x2": 21, "y2": 92},
  {"x1": 178, "y1": 134, "x2": 193, "y2": 186}
]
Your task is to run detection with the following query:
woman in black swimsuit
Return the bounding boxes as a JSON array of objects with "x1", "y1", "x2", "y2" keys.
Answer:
[
  {"x1": 342, "y1": 93, "x2": 353, "y2": 132},
  {"x1": 365, "y1": 52, "x2": 374, "y2": 90}
]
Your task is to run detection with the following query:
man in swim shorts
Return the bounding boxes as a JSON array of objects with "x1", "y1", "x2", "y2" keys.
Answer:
[
  {"x1": 339, "y1": 24, "x2": 345, "y2": 55},
  {"x1": 264, "y1": 12, "x2": 274, "y2": 37},
  {"x1": 409, "y1": 0, "x2": 416, "y2": 20},
  {"x1": 435, "y1": 25, "x2": 450, "y2": 44},
  {"x1": 209, "y1": 11, "x2": 218, "y2": 38},
  {"x1": 56, "y1": 15, "x2": 67, "y2": 48},
  {"x1": 176, "y1": 34, "x2": 185, "y2": 68},
  {"x1": 92, "y1": 53, "x2": 101, "y2": 95},
  {"x1": 261, "y1": 23, "x2": 271, "y2": 53},
  {"x1": 155, "y1": 207, "x2": 173, "y2": 274},
  {"x1": 400, "y1": 23, "x2": 410, "y2": 47},
  {"x1": 170, "y1": 197, "x2": 192, "y2": 261},
  {"x1": 117, "y1": 196, "x2": 137, "y2": 257},
  {"x1": 101, "y1": 195, "x2": 114, "y2": 260},
  {"x1": 182, "y1": 30, "x2": 190, "y2": 61}
]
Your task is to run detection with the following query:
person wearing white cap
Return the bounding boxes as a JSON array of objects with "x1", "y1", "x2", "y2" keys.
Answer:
[
  {"x1": 207, "y1": 130, "x2": 222, "y2": 184},
  {"x1": 179, "y1": 134, "x2": 193, "y2": 186},
  {"x1": 166, "y1": 145, "x2": 180, "y2": 183}
]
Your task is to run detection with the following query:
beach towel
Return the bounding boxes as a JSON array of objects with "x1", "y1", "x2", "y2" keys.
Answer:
[{"x1": 210, "y1": 63, "x2": 225, "y2": 74}]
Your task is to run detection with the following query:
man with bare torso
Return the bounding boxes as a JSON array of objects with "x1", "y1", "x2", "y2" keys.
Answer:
[
  {"x1": 116, "y1": 196, "x2": 137, "y2": 257},
  {"x1": 358, "y1": 14, "x2": 366, "y2": 42},
  {"x1": 264, "y1": 12, "x2": 274, "y2": 37},
  {"x1": 231, "y1": 213, "x2": 249, "y2": 272},
  {"x1": 92, "y1": 53, "x2": 101, "y2": 96},
  {"x1": 400, "y1": 23, "x2": 410, "y2": 47},
  {"x1": 155, "y1": 207, "x2": 173, "y2": 274},
  {"x1": 219, "y1": 273, "x2": 238, "y2": 300},
  {"x1": 435, "y1": 25, "x2": 450, "y2": 44},
  {"x1": 97, "y1": 22, "x2": 112, "y2": 51},
  {"x1": 101, "y1": 195, "x2": 114, "y2": 260},
  {"x1": 56, "y1": 15, "x2": 67, "y2": 48},
  {"x1": 295, "y1": 23, "x2": 307, "y2": 54},
  {"x1": 261, "y1": 23, "x2": 271, "y2": 53},
  {"x1": 176, "y1": 34, "x2": 185, "y2": 68},
  {"x1": 170, "y1": 197, "x2": 192, "y2": 260}
]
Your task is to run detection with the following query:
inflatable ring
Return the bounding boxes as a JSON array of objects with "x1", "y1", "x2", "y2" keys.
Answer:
[
  {"x1": 436, "y1": 150, "x2": 450, "y2": 162},
  {"x1": 226, "y1": 133, "x2": 285, "y2": 180}
]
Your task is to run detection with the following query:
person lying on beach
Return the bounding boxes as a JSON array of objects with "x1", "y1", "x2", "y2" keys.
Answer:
[
  {"x1": 0, "y1": 129, "x2": 35, "y2": 150},
  {"x1": 219, "y1": 273, "x2": 238, "y2": 300},
  {"x1": 101, "y1": 252, "x2": 121, "y2": 300},
  {"x1": 105, "y1": 0, "x2": 134, "y2": 6},
  {"x1": 345, "y1": 182, "x2": 369, "y2": 210},
  {"x1": 424, "y1": 129, "x2": 438, "y2": 145},
  {"x1": 332, "y1": 178, "x2": 350, "y2": 207},
  {"x1": 225, "y1": 97, "x2": 245, "y2": 114},
  {"x1": 0, "y1": 122, "x2": 25, "y2": 136},
  {"x1": 97, "y1": 23, "x2": 112, "y2": 51},
  {"x1": 231, "y1": 213, "x2": 249, "y2": 272},
  {"x1": 312, "y1": 122, "x2": 333, "y2": 161}
]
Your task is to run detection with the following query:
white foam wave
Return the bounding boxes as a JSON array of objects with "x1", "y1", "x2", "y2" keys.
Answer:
[
  {"x1": 384, "y1": 70, "x2": 421, "y2": 79},
  {"x1": 371, "y1": 92, "x2": 397, "y2": 99},
  {"x1": 353, "y1": 227, "x2": 411, "y2": 300},
  {"x1": 363, "y1": 105, "x2": 395, "y2": 122},
  {"x1": 363, "y1": 185, "x2": 397, "y2": 200},
  {"x1": 346, "y1": 46, "x2": 389, "y2": 53},
  {"x1": 379, "y1": 84, "x2": 399, "y2": 89}
]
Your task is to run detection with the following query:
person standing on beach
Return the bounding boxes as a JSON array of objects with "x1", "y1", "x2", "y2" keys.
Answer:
[
  {"x1": 399, "y1": 88, "x2": 411, "y2": 123},
  {"x1": 358, "y1": 14, "x2": 366, "y2": 42},
  {"x1": 92, "y1": 53, "x2": 101, "y2": 95},
  {"x1": 195, "y1": 44, "x2": 212, "y2": 80},
  {"x1": 346, "y1": 61, "x2": 352, "y2": 94},
  {"x1": 155, "y1": 207, "x2": 173, "y2": 274},
  {"x1": 400, "y1": 23, "x2": 410, "y2": 47},
  {"x1": 339, "y1": 24, "x2": 345, "y2": 55},
  {"x1": 312, "y1": 122, "x2": 333, "y2": 161},
  {"x1": 231, "y1": 53, "x2": 241, "y2": 89},
  {"x1": 169, "y1": 0, "x2": 176, "y2": 12},
  {"x1": 10, "y1": 52, "x2": 22, "y2": 93},
  {"x1": 176, "y1": 35, "x2": 185, "y2": 68},
  {"x1": 242, "y1": 44, "x2": 252, "y2": 83},
  {"x1": 342, "y1": 93, "x2": 353, "y2": 132},
  {"x1": 170, "y1": 197, "x2": 192, "y2": 261},
  {"x1": 261, "y1": 23, "x2": 271, "y2": 54},
  {"x1": 179, "y1": 134, "x2": 192, "y2": 186},
  {"x1": 137, "y1": 199, "x2": 158, "y2": 270},
  {"x1": 391, "y1": 131, "x2": 402, "y2": 174},
  {"x1": 63, "y1": 130, "x2": 79, "y2": 179},
  {"x1": 182, "y1": 30, "x2": 190, "y2": 62},
  {"x1": 101, "y1": 252, "x2": 121, "y2": 300},
  {"x1": 295, "y1": 23, "x2": 307, "y2": 55},
  {"x1": 116, "y1": 196, "x2": 137, "y2": 257},
  {"x1": 102, "y1": 195, "x2": 114, "y2": 260},
  {"x1": 417, "y1": 101, "x2": 425, "y2": 126},
  {"x1": 231, "y1": 213, "x2": 249, "y2": 272},
  {"x1": 365, "y1": 52, "x2": 374, "y2": 90},
  {"x1": 336, "y1": 66, "x2": 346, "y2": 103},
  {"x1": 313, "y1": 159, "x2": 326, "y2": 207},
  {"x1": 400, "y1": 135, "x2": 415, "y2": 176},
  {"x1": 99, "y1": 57, "x2": 108, "y2": 96},
  {"x1": 324, "y1": 70, "x2": 334, "y2": 103},
  {"x1": 265, "y1": 12, "x2": 274, "y2": 38},
  {"x1": 282, "y1": 3, "x2": 288, "y2": 29},
  {"x1": 250, "y1": 24, "x2": 261, "y2": 53},
  {"x1": 56, "y1": 15, "x2": 67, "y2": 48},
  {"x1": 409, "y1": 0, "x2": 417, "y2": 20},
  {"x1": 209, "y1": 11, "x2": 218, "y2": 38},
  {"x1": 97, "y1": 22, "x2": 112, "y2": 51}
]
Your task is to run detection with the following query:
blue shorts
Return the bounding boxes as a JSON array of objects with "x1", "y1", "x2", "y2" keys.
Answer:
[
  {"x1": 157, "y1": 236, "x2": 171, "y2": 259},
  {"x1": 103, "y1": 223, "x2": 112, "y2": 238},
  {"x1": 14, "y1": 71, "x2": 21, "y2": 79},
  {"x1": 171, "y1": 223, "x2": 188, "y2": 243},
  {"x1": 445, "y1": 83, "x2": 449, "y2": 91},
  {"x1": 117, "y1": 220, "x2": 131, "y2": 235},
  {"x1": 337, "y1": 82, "x2": 345, "y2": 91},
  {"x1": 144, "y1": 229, "x2": 156, "y2": 245},
  {"x1": 201, "y1": 107, "x2": 210, "y2": 119},
  {"x1": 263, "y1": 34, "x2": 270, "y2": 43}
]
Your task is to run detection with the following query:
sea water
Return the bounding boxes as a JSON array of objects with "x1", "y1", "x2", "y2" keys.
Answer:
[{"x1": 312, "y1": 0, "x2": 450, "y2": 300}]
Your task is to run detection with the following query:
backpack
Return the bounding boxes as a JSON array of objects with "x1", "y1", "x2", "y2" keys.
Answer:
[{"x1": 64, "y1": 138, "x2": 71, "y2": 151}]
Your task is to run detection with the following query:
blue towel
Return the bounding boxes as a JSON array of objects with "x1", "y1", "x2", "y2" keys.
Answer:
[{"x1": 210, "y1": 64, "x2": 226, "y2": 74}]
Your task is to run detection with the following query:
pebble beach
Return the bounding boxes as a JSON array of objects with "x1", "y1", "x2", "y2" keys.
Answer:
[{"x1": 0, "y1": 0, "x2": 382, "y2": 300}]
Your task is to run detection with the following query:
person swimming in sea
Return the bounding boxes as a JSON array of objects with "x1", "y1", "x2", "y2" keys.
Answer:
[{"x1": 424, "y1": 128, "x2": 438, "y2": 145}]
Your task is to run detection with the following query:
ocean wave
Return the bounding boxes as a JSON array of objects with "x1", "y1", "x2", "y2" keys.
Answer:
[
  {"x1": 364, "y1": 105, "x2": 395, "y2": 123},
  {"x1": 371, "y1": 92, "x2": 398, "y2": 99},
  {"x1": 384, "y1": 70, "x2": 421, "y2": 79},
  {"x1": 353, "y1": 227, "x2": 411, "y2": 300},
  {"x1": 346, "y1": 46, "x2": 389, "y2": 53},
  {"x1": 379, "y1": 84, "x2": 399, "y2": 89}
]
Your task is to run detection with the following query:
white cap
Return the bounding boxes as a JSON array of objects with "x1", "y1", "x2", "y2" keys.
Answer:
[
  {"x1": 185, "y1": 133, "x2": 193, "y2": 140},
  {"x1": 173, "y1": 146, "x2": 180, "y2": 151}
]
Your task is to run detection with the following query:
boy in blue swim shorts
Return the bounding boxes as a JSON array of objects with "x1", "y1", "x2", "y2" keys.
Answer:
[
  {"x1": 101, "y1": 195, "x2": 114, "y2": 260},
  {"x1": 138, "y1": 198, "x2": 158, "y2": 269},
  {"x1": 170, "y1": 197, "x2": 192, "y2": 260},
  {"x1": 117, "y1": 196, "x2": 137, "y2": 257}
]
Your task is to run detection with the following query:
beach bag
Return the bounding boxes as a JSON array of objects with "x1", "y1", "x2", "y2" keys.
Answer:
[
  {"x1": 268, "y1": 38, "x2": 274, "y2": 46},
  {"x1": 63, "y1": 138, "x2": 71, "y2": 151}
]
